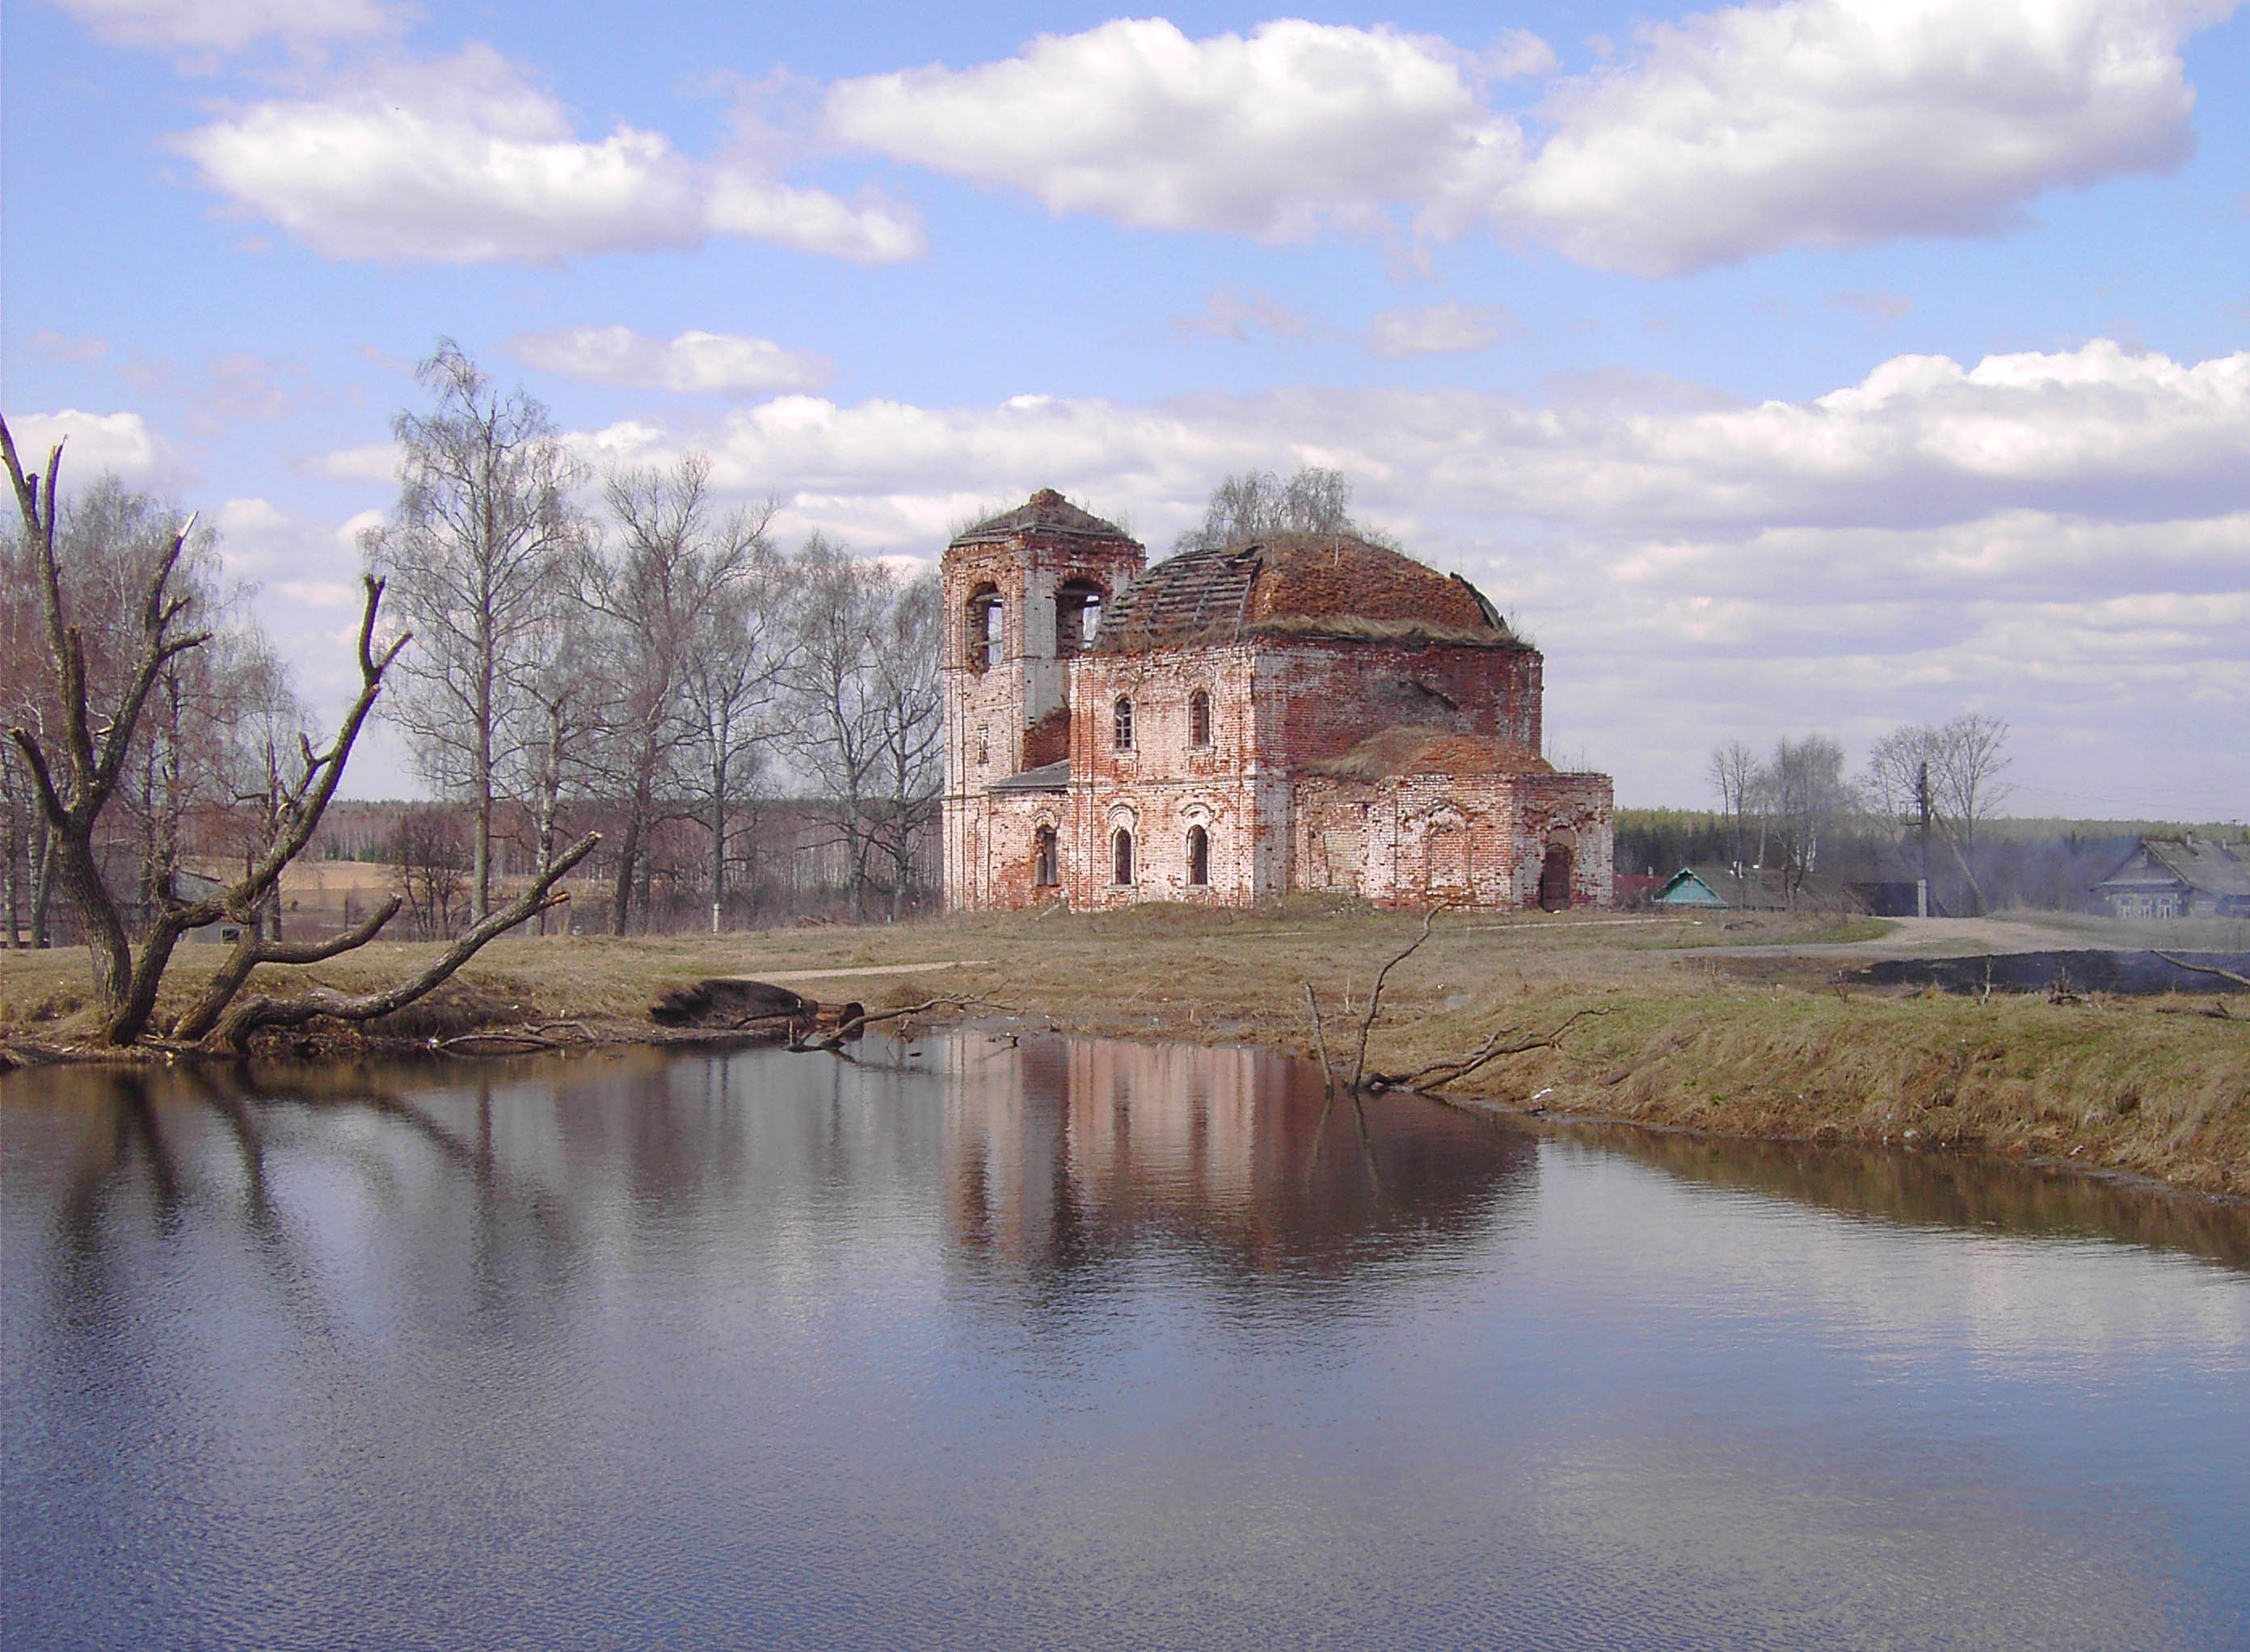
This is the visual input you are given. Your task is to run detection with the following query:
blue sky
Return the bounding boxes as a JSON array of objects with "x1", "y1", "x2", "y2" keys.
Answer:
[{"x1": 5, "y1": 0, "x2": 2246, "y2": 813}]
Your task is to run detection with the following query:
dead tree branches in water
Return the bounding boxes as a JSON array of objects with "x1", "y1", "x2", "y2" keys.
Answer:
[
  {"x1": 1350, "y1": 903, "x2": 1447, "y2": 1091},
  {"x1": 1299, "y1": 904, "x2": 1608, "y2": 1098},
  {"x1": 1360, "y1": 1007, "x2": 1612, "y2": 1094}
]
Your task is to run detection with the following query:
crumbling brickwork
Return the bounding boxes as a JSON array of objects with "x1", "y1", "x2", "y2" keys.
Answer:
[{"x1": 942, "y1": 493, "x2": 1613, "y2": 912}]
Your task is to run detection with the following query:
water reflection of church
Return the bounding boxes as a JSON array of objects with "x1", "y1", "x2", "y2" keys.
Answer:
[{"x1": 938, "y1": 1035, "x2": 1535, "y2": 1278}]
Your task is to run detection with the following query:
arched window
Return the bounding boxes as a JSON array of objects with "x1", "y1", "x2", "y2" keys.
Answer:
[
  {"x1": 1186, "y1": 825, "x2": 1210, "y2": 887},
  {"x1": 1112, "y1": 697, "x2": 1135, "y2": 751},
  {"x1": 1056, "y1": 580, "x2": 1104, "y2": 656},
  {"x1": 966, "y1": 584, "x2": 1002, "y2": 672},
  {"x1": 1188, "y1": 688, "x2": 1212, "y2": 748},
  {"x1": 1033, "y1": 824, "x2": 1059, "y2": 887},
  {"x1": 1112, "y1": 827, "x2": 1135, "y2": 887}
]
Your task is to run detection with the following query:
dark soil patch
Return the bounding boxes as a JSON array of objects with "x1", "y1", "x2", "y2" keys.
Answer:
[{"x1": 1848, "y1": 950, "x2": 2249, "y2": 997}]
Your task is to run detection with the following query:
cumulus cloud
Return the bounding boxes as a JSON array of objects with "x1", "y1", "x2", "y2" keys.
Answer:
[
  {"x1": 1509, "y1": 0, "x2": 2226, "y2": 274},
  {"x1": 1364, "y1": 301, "x2": 1512, "y2": 358},
  {"x1": 505, "y1": 326, "x2": 833, "y2": 394},
  {"x1": 7, "y1": 410, "x2": 196, "y2": 492},
  {"x1": 172, "y1": 46, "x2": 925, "y2": 265},
  {"x1": 575, "y1": 342, "x2": 2247, "y2": 542},
  {"x1": 822, "y1": 0, "x2": 2232, "y2": 274},
  {"x1": 51, "y1": 0, "x2": 399, "y2": 53},
  {"x1": 823, "y1": 18, "x2": 1512, "y2": 243},
  {"x1": 567, "y1": 339, "x2": 2247, "y2": 807}
]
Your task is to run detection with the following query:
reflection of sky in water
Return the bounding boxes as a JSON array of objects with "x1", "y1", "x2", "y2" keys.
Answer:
[{"x1": 2, "y1": 1039, "x2": 2244, "y2": 1650}]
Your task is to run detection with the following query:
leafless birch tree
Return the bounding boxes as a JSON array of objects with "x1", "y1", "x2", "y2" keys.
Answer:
[
  {"x1": 364, "y1": 342, "x2": 586, "y2": 925},
  {"x1": 584, "y1": 456, "x2": 776, "y2": 933},
  {"x1": 785, "y1": 535, "x2": 943, "y2": 920}
]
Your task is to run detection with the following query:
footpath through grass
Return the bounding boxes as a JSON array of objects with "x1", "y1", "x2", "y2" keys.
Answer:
[{"x1": 3, "y1": 902, "x2": 2244, "y2": 1197}]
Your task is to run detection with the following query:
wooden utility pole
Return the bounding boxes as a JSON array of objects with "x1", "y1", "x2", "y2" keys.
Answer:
[{"x1": 1915, "y1": 759, "x2": 1932, "y2": 918}]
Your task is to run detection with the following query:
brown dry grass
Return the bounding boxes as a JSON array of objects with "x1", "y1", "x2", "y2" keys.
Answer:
[{"x1": 3, "y1": 901, "x2": 2244, "y2": 1195}]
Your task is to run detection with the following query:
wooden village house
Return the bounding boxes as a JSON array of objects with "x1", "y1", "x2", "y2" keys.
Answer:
[
  {"x1": 2092, "y1": 837, "x2": 2250, "y2": 919},
  {"x1": 941, "y1": 490, "x2": 1613, "y2": 912}
]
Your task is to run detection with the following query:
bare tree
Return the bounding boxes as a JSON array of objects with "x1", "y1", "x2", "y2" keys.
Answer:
[
  {"x1": 1759, "y1": 735, "x2": 1851, "y2": 903},
  {"x1": 1863, "y1": 714, "x2": 2014, "y2": 913},
  {"x1": 678, "y1": 520, "x2": 790, "y2": 932},
  {"x1": 584, "y1": 456, "x2": 777, "y2": 934},
  {"x1": 507, "y1": 597, "x2": 600, "y2": 933},
  {"x1": 389, "y1": 806, "x2": 470, "y2": 940},
  {"x1": 865, "y1": 571, "x2": 944, "y2": 920},
  {"x1": 2, "y1": 416, "x2": 598, "y2": 1051},
  {"x1": 364, "y1": 341, "x2": 587, "y2": 925},
  {"x1": 1708, "y1": 739, "x2": 1757, "y2": 866},
  {"x1": 1176, "y1": 465, "x2": 1392, "y2": 551},
  {"x1": 785, "y1": 535, "x2": 942, "y2": 920}
]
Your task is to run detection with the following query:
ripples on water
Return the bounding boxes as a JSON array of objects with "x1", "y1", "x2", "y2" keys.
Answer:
[{"x1": 3, "y1": 1035, "x2": 2245, "y2": 1650}]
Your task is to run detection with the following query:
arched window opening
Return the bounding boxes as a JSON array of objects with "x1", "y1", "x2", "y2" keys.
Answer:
[
  {"x1": 1033, "y1": 824, "x2": 1059, "y2": 888},
  {"x1": 1056, "y1": 580, "x2": 1104, "y2": 656},
  {"x1": 967, "y1": 584, "x2": 1002, "y2": 672},
  {"x1": 1186, "y1": 825, "x2": 1210, "y2": 888},
  {"x1": 1188, "y1": 688, "x2": 1212, "y2": 748},
  {"x1": 1112, "y1": 697, "x2": 1135, "y2": 751},
  {"x1": 1113, "y1": 828, "x2": 1136, "y2": 887}
]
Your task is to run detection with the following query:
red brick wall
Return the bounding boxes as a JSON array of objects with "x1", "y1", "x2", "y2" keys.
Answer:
[{"x1": 1253, "y1": 641, "x2": 1542, "y2": 767}]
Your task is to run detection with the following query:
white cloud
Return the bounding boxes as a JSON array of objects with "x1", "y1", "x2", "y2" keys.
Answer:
[
  {"x1": 565, "y1": 339, "x2": 2248, "y2": 807},
  {"x1": 6, "y1": 410, "x2": 196, "y2": 492},
  {"x1": 821, "y1": 0, "x2": 2232, "y2": 274},
  {"x1": 297, "y1": 440, "x2": 399, "y2": 482},
  {"x1": 51, "y1": 0, "x2": 398, "y2": 53},
  {"x1": 822, "y1": 18, "x2": 1512, "y2": 243},
  {"x1": 579, "y1": 342, "x2": 2249, "y2": 542},
  {"x1": 505, "y1": 326, "x2": 833, "y2": 394},
  {"x1": 1364, "y1": 301, "x2": 1512, "y2": 358},
  {"x1": 172, "y1": 46, "x2": 925, "y2": 265},
  {"x1": 1506, "y1": 0, "x2": 2227, "y2": 275}
]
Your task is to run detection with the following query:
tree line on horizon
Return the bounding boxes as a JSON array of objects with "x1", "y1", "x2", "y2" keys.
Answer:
[{"x1": 1610, "y1": 718, "x2": 2190, "y2": 915}]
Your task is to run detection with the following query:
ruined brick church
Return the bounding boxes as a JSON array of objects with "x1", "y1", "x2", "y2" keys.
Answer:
[{"x1": 942, "y1": 489, "x2": 1613, "y2": 912}]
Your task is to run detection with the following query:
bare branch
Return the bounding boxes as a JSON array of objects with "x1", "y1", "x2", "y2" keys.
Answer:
[
  {"x1": 1365, "y1": 1007, "x2": 1612, "y2": 1093},
  {"x1": 797, "y1": 994, "x2": 1002, "y2": 1051},
  {"x1": 1303, "y1": 981, "x2": 1338, "y2": 1102},
  {"x1": 2154, "y1": 951, "x2": 2250, "y2": 992},
  {"x1": 204, "y1": 831, "x2": 600, "y2": 1051},
  {"x1": 170, "y1": 896, "x2": 407, "y2": 1043},
  {"x1": 1350, "y1": 904, "x2": 1447, "y2": 1091}
]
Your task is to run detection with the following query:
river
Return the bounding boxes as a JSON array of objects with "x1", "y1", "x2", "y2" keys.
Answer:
[{"x1": 3, "y1": 1035, "x2": 2245, "y2": 1650}]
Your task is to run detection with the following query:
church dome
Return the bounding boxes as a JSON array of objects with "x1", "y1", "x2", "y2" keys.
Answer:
[
  {"x1": 1093, "y1": 532, "x2": 1519, "y2": 653},
  {"x1": 950, "y1": 487, "x2": 1135, "y2": 546}
]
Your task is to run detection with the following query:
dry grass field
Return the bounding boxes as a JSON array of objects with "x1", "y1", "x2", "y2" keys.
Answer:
[{"x1": 4, "y1": 902, "x2": 2244, "y2": 1197}]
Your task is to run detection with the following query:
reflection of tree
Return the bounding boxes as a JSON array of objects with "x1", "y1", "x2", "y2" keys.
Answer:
[
  {"x1": 941, "y1": 1035, "x2": 1539, "y2": 1285},
  {"x1": 39, "y1": 1063, "x2": 583, "y2": 1352}
]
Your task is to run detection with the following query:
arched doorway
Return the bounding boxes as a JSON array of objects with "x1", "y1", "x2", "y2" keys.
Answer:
[
  {"x1": 1033, "y1": 824, "x2": 1059, "y2": 888},
  {"x1": 1537, "y1": 841, "x2": 1574, "y2": 911}
]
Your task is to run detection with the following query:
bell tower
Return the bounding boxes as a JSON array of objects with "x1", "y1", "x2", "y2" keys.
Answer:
[{"x1": 940, "y1": 489, "x2": 1144, "y2": 908}]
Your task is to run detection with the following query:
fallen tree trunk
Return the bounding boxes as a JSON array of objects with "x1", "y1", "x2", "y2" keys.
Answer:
[{"x1": 203, "y1": 832, "x2": 599, "y2": 1052}]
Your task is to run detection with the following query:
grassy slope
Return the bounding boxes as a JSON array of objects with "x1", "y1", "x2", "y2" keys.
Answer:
[{"x1": 3, "y1": 904, "x2": 2244, "y2": 1195}]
